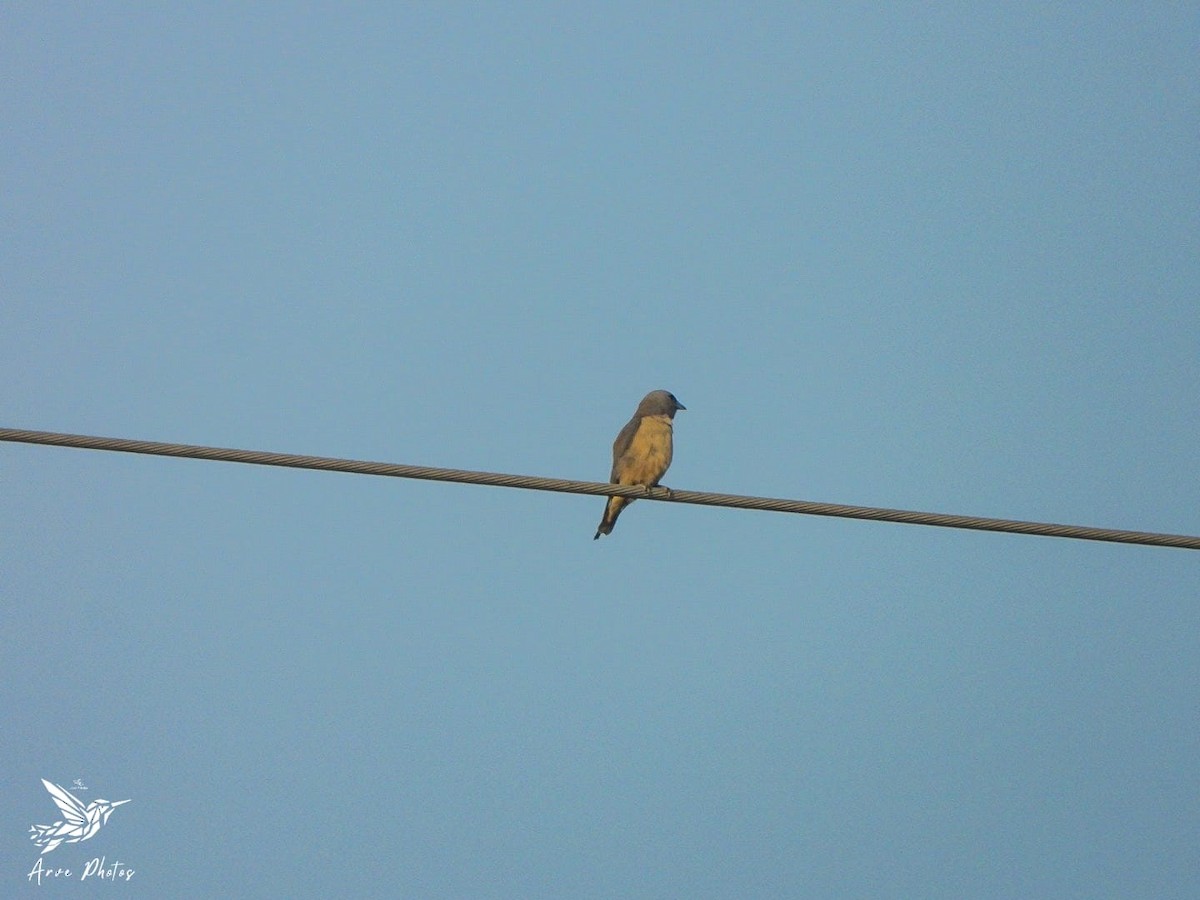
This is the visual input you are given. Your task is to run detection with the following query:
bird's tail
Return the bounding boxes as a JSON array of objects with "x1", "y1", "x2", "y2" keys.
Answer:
[
  {"x1": 594, "y1": 496, "x2": 629, "y2": 539},
  {"x1": 29, "y1": 825, "x2": 61, "y2": 853}
]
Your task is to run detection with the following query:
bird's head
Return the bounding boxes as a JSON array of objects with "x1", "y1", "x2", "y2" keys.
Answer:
[
  {"x1": 95, "y1": 798, "x2": 131, "y2": 822},
  {"x1": 636, "y1": 390, "x2": 686, "y2": 418}
]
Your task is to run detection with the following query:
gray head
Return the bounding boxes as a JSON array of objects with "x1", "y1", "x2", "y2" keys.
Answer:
[{"x1": 635, "y1": 390, "x2": 686, "y2": 418}]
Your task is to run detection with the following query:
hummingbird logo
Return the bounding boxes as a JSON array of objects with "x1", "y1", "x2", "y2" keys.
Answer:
[{"x1": 29, "y1": 779, "x2": 130, "y2": 854}]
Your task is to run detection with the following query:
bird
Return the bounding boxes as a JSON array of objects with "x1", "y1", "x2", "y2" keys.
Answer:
[
  {"x1": 594, "y1": 389, "x2": 686, "y2": 539},
  {"x1": 28, "y1": 779, "x2": 130, "y2": 854}
]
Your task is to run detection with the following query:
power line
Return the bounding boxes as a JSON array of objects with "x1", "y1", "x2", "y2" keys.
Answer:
[{"x1": 3, "y1": 427, "x2": 1197, "y2": 551}]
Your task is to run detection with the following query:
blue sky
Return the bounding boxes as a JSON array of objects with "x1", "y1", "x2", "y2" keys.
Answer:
[{"x1": 3, "y1": 5, "x2": 1198, "y2": 898}]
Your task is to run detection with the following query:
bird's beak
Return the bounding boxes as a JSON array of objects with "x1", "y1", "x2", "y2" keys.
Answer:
[
  {"x1": 112, "y1": 799, "x2": 131, "y2": 807},
  {"x1": 676, "y1": 402, "x2": 686, "y2": 411}
]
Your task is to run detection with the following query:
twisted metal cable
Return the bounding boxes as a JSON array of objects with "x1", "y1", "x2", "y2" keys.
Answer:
[{"x1": 3, "y1": 427, "x2": 1197, "y2": 550}]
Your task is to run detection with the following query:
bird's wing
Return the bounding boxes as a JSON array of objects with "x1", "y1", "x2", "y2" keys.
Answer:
[
  {"x1": 42, "y1": 780, "x2": 87, "y2": 825},
  {"x1": 609, "y1": 415, "x2": 642, "y2": 481}
]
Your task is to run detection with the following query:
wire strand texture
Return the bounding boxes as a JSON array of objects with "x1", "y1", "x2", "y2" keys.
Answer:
[{"x1": 3, "y1": 427, "x2": 1197, "y2": 550}]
